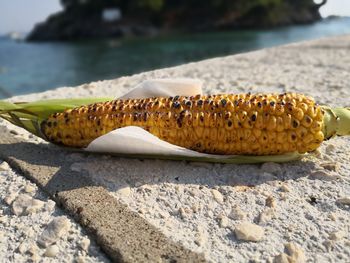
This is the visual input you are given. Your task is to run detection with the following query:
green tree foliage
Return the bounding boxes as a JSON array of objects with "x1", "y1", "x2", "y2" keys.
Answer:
[{"x1": 60, "y1": 0, "x2": 323, "y2": 28}]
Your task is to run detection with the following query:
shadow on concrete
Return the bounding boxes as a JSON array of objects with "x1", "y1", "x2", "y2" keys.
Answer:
[
  {"x1": 0, "y1": 140, "x2": 316, "y2": 196},
  {"x1": 0, "y1": 141, "x2": 95, "y2": 195},
  {"x1": 0, "y1": 139, "x2": 210, "y2": 262}
]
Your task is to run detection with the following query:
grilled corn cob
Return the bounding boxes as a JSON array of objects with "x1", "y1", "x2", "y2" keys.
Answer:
[{"x1": 37, "y1": 92, "x2": 349, "y2": 155}]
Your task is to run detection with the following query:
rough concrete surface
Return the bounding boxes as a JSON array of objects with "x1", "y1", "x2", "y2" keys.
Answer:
[
  {"x1": 0, "y1": 158, "x2": 109, "y2": 262},
  {"x1": 1, "y1": 35, "x2": 350, "y2": 262}
]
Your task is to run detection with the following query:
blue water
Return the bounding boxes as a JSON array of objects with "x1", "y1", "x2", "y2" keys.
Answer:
[{"x1": 0, "y1": 17, "x2": 350, "y2": 99}]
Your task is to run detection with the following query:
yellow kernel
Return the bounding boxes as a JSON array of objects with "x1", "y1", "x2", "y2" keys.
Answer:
[
  {"x1": 276, "y1": 117, "x2": 284, "y2": 132},
  {"x1": 314, "y1": 131, "x2": 324, "y2": 143},
  {"x1": 303, "y1": 133, "x2": 314, "y2": 144},
  {"x1": 283, "y1": 114, "x2": 292, "y2": 129},
  {"x1": 301, "y1": 115, "x2": 313, "y2": 128},
  {"x1": 293, "y1": 108, "x2": 304, "y2": 120},
  {"x1": 267, "y1": 116, "x2": 277, "y2": 131}
]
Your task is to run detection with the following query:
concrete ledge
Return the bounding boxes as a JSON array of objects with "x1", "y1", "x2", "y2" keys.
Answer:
[
  {"x1": 1, "y1": 35, "x2": 350, "y2": 262},
  {"x1": 0, "y1": 131, "x2": 205, "y2": 262}
]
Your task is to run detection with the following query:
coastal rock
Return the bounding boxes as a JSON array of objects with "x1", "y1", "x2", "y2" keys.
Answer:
[
  {"x1": 234, "y1": 222, "x2": 264, "y2": 242},
  {"x1": 27, "y1": 0, "x2": 325, "y2": 41},
  {"x1": 37, "y1": 217, "x2": 71, "y2": 247}
]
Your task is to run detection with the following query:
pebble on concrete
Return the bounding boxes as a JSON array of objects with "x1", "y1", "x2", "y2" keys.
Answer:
[
  {"x1": 11, "y1": 194, "x2": 45, "y2": 216},
  {"x1": 273, "y1": 253, "x2": 291, "y2": 263},
  {"x1": 117, "y1": 186, "x2": 132, "y2": 197},
  {"x1": 259, "y1": 208, "x2": 275, "y2": 224},
  {"x1": 37, "y1": 217, "x2": 71, "y2": 247},
  {"x1": 24, "y1": 184, "x2": 36, "y2": 194},
  {"x1": 260, "y1": 162, "x2": 282, "y2": 175},
  {"x1": 229, "y1": 206, "x2": 247, "y2": 220},
  {"x1": 44, "y1": 245, "x2": 60, "y2": 257},
  {"x1": 265, "y1": 196, "x2": 276, "y2": 208},
  {"x1": 336, "y1": 197, "x2": 350, "y2": 206},
  {"x1": 280, "y1": 184, "x2": 290, "y2": 192},
  {"x1": 309, "y1": 170, "x2": 339, "y2": 181},
  {"x1": 320, "y1": 162, "x2": 339, "y2": 172},
  {"x1": 79, "y1": 237, "x2": 91, "y2": 252},
  {"x1": 234, "y1": 222, "x2": 264, "y2": 242},
  {"x1": 0, "y1": 161, "x2": 11, "y2": 171},
  {"x1": 211, "y1": 189, "x2": 224, "y2": 204},
  {"x1": 217, "y1": 214, "x2": 229, "y2": 228},
  {"x1": 329, "y1": 230, "x2": 345, "y2": 241},
  {"x1": 285, "y1": 242, "x2": 306, "y2": 263}
]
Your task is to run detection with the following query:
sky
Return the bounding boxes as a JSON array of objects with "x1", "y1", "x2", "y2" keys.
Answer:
[{"x1": 0, "y1": 0, "x2": 349, "y2": 34}]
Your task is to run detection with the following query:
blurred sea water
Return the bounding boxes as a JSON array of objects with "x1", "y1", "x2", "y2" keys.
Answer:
[{"x1": 0, "y1": 17, "x2": 350, "y2": 99}]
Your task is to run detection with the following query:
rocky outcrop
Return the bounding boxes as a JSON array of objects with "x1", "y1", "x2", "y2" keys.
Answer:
[{"x1": 27, "y1": 0, "x2": 327, "y2": 41}]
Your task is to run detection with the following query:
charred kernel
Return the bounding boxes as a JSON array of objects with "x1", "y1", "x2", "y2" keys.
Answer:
[
  {"x1": 172, "y1": 101, "x2": 181, "y2": 108},
  {"x1": 221, "y1": 99, "x2": 227, "y2": 106},
  {"x1": 185, "y1": 100, "x2": 192, "y2": 107},
  {"x1": 173, "y1": 95, "x2": 180, "y2": 101},
  {"x1": 251, "y1": 114, "x2": 257, "y2": 121},
  {"x1": 197, "y1": 100, "x2": 203, "y2": 106},
  {"x1": 228, "y1": 120, "x2": 233, "y2": 127},
  {"x1": 269, "y1": 101, "x2": 275, "y2": 106},
  {"x1": 292, "y1": 120, "x2": 299, "y2": 128}
]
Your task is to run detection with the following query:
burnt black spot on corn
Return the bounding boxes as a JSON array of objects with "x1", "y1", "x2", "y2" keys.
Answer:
[{"x1": 40, "y1": 93, "x2": 332, "y2": 155}]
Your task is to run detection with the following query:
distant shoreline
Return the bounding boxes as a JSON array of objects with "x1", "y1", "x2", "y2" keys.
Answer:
[
  {"x1": 1, "y1": 16, "x2": 349, "y2": 41},
  {"x1": 26, "y1": 1, "x2": 326, "y2": 42}
]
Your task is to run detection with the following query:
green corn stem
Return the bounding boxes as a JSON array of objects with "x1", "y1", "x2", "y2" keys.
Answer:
[
  {"x1": 0, "y1": 98, "x2": 113, "y2": 139},
  {"x1": 322, "y1": 107, "x2": 350, "y2": 139}
]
